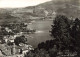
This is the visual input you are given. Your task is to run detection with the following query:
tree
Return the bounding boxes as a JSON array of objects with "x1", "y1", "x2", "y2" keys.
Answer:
[
  {"x1": 71, "y1": 18, "x2": 80, "y2": 55},
  {"x1": 14, "y1": 35, "x2": 27, "y2": 45},
  {"x1": 71, "y1": 18, "x2": 80, "y2": 38},
  {"x1": 51, "y1": 15, "x2": 74, "y2": 51},
  {"x1": 26, "y1": 49, "x2": 50, "y2": 57}
]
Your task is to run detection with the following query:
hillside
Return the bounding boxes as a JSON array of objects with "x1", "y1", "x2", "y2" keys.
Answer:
[
  {"x1": 0, "y1": 0, "x2": 80, "y2": 24},
  {"x1": 37, "y1": 0, "x2": 80, "y2": 18}
]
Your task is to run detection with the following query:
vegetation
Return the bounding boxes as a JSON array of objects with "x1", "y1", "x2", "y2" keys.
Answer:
[
  {"x1": 25, "y1": 15, "x2": 80, "y2": 57},
  {"x1": 0, "y1": 14, "x2": 80, "y2": 57},
  {"x1": 50, "y1": 15, "x2": 76, "y2": 51},
  {"x1": 14, "y1": 35, "x2": 27, "y2": 46}
]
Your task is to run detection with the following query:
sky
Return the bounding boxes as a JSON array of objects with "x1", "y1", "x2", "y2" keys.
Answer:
[{"x1": 0, "y1": 0, "x2": 51, "y2": 8}]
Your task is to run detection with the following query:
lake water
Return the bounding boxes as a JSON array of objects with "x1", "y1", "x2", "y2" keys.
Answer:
[{"x1": 27, "y1": 20, "x2": 53, "y2": 48}]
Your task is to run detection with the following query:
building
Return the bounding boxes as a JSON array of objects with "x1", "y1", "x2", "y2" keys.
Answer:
[
  {"x1": 5, "y1": 27, "x2": 12, "y2": 33},
  {"x1": 3, "y1": 35, "x2": 15, "y2": 43},
  {"x1": 0, "y1": 43, "x2": 34, "y2": 57}
]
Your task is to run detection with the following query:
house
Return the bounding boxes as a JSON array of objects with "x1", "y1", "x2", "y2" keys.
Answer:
[
  {"x1": 44, "y1": 10, "x2": 49, "y2": 17},
  {"x1": 19, "y1": 44, "x2": 34, "y2": 55},
  {"x1": 3, "y1": 35, "x2": 15, "y2": 43},
  {"x1": 0, "y1": 43, "x2": 34, "y2": 57},
  {"x1": 5, "y1": 27, "x2": 12, "y2": 33},
  {"x1": 11, "y1": 43, "x2": 34, "y2": 56},
  {"x1": 3, "y1": 32, "x2": 23, "y2": 43},
  {"x1": 3, "y1": 36, "x2": 9, "y2": 43},
  {"x1": 52, "y1": 11, "x2": 56, "y2": 15}
]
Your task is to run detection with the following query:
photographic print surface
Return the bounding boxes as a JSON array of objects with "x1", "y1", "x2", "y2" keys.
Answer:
[{"x1": 0, "y1": 0, "x2": 79, "y2": 57}]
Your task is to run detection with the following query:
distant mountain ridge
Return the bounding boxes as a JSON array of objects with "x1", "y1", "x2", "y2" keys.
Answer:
[{"x1": 0, "y1": 0, "x2": 80, "y2": 23}]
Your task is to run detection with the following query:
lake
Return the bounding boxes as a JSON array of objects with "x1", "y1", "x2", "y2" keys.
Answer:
[{"x1": 26, "y1": 19, "x2": 53, "y2": 48}]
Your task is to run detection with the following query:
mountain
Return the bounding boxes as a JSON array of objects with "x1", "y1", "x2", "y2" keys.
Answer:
[
  {"x1": 36, "y1": 0, "x2": 80, "y2": 18},
  {"x1": 0, "y1": 0, "x2": 80, "y2": 24}
]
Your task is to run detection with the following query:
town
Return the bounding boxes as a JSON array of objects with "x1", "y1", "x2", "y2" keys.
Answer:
[{"x1": 0, "y1": 23, "x2": 34, "y2": 57}]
